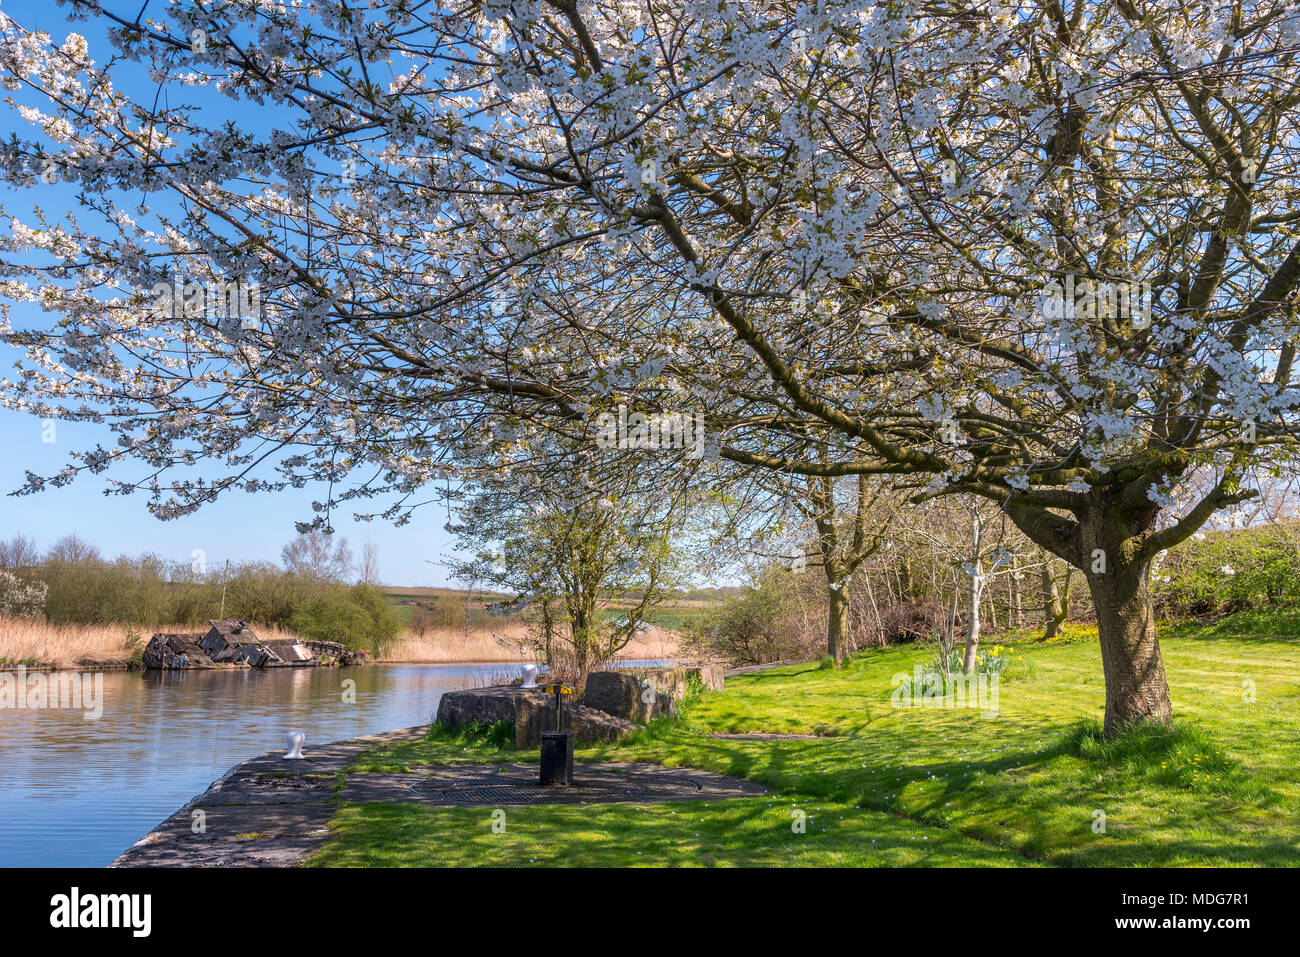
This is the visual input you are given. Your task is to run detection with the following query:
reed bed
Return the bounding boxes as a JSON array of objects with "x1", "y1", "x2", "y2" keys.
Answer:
[
  {"x1": 0, "y1": 617, "x2": 306, "y2": 669},
  {"x1": 0, "y1": 616, "x2": 682, "y2": 670},
  {"x1": 378, "y1": 623, "x2": 681, "y2": 664}
]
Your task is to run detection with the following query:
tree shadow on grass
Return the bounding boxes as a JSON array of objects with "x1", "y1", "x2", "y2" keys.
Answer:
[
  {"x1": 314, "y1": 793, "x2": 1032, "y2": 867},
  {"x1": 732, "y1": 665, "x2": 822, "y2": 681}
]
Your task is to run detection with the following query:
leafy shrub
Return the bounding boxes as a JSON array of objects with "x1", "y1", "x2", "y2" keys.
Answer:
[
  {"x1": 289, "y1": 584, "x2": 400, "y2": 651},
  {"x1": 896, "y1": 642, "x2": 1020, "y2": 696},
  {"x1": 1036, "y1": 621, "x2": 1099, "y2": 645},
  {"x1": 460, "y1": 720, "x2": 515, "y2": 750},
  {"x1": 123, "y1": 626, "x2": 146, "y2": 669},
  {"x1": 28, "y1": 544, "x2": 403, "y2": 651},
  {"x1": 1153, "y1": 526, "x2": 1300, "y2": 618},
  {"x1": 684, "y1": 567, "x2": 823, "y2": 665},
  {"x1": 960, "y1": 644, "x2": 1014, "y2": 677}
]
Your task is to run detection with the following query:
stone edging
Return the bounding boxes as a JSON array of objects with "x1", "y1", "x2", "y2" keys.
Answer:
[
  {"x1": 110, "y1": 725, "x2": 429, "y2": 868},
  {"x1": 110, "y1": 723, "x2": 770, "y2": 867}
]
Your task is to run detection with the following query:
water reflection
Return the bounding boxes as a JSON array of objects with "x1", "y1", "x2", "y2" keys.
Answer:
[
  {"x1": 0, "y1": 662, "x2": 527, "y2": 868},
  {"x1": 1, "y1": 659, "x2": 671, "y2": 868}
]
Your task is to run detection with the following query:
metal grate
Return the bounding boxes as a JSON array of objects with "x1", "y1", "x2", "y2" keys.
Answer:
[
  {"x1": 405, "y1": 763, "x2": 768, "y2": 805},
  {"x1": 413, "y1": 781, "x2": 670, "y2": 803}
]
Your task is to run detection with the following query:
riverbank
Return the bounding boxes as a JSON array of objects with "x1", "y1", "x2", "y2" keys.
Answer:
[
  {"x1": 0, "y1": 618, "x2": 311, "y2": 671},
  {"x1": 110, "y1": 725, "x2": 769, "y2": 866},
  {"x1": 0, "y1": 617, "x2": 681, "y2": 671},
  {"x1": 47, "y1": 608, "x2": 1300, "y2": 868},
  {"x1": 111, "y1": 726, "x2": 431, "y2": 867},
  {"x1": 1, "y1": 661, "x2": 530, "y2": 867}
]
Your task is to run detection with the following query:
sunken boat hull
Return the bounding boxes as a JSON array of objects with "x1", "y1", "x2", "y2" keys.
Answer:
[{"x1": 142, "y1": 619, "x2": 367, "y2": 670}]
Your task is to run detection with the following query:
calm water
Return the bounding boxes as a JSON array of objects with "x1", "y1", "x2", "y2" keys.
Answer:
[{"x1": 0, "y1": 662, "x2": 667, "y2": 868}]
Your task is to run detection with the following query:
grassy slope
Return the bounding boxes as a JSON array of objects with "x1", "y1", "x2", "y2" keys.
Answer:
[{"x1": 309, "y1": 608, "x2": 1300, "y2": 867}]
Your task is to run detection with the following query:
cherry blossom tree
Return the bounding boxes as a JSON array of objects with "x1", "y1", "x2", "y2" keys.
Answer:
[{"x1": 4, "y1": 1, "x2": 1300, "y2": 736}]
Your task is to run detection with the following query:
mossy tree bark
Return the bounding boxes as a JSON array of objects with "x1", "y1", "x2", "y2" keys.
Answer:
[
  {"x1": 1039, "y1": 558, "x2": 1073, "y2": 641},
  {"x1": 1087, "y1": 554, "x2": 1172, "y2": 736},
  {"x1": 808, "y1": 471, "x2": 884, "y2": 667},
  {"x1": 826, "y1": 581, "x2": 850, "y2": 665},
  {"x1": 1005, "y1": 482, "x2": 1228, "y2": 738}
]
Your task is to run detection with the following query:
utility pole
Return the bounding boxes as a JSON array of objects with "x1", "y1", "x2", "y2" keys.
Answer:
[{"x1": 219, "y1": 559, "x2": 230, "y2": 619}]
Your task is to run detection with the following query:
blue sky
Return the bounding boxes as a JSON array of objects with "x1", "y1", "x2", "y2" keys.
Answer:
[
  {"x1": 0, "y1": 407, "x2": 466, "y2": 586},
  {"x1": 0, "y1": 1, "x2": 467, "y2": 585}
]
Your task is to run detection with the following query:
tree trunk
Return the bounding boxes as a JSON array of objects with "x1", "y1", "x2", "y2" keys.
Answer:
[
  {"x1": 827, "y1": 583, "x2": 849, "y2": 666},
  {"x1": 961, "y1": 572, "x2": 983, "y2": 673},
  {"x1": 571, "y1": 605, "x2": 590, "y2": 674},
  {"x1": 1040, "y1": 563, "x2": 1071, "y2": 641},
  {"x1": 1009, "y1": 495, "x2": 1175, "y2": 741},
  {"x1": 1041, "y1": 565, "x2": 1059, "y2": 639},
  {"x1": 539, "y1": 598, "x2": 555, "y2": 666},
  {"x1": 961, "y1": 509, "x2": 984, "y2": 673},
  {"x1": 863, "y1": 569, "x2": 884, "y2": 647},
  {"x1": 1008, "y1": 555, "x2": 1021, "y2": 629},
  {"x1": 1086, "y1": 558, "x2": 1172, "y2": 737}
]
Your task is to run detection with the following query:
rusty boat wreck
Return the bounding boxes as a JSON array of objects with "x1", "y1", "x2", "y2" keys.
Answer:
[{"x1": 142, "y1": 618, "x2": 367, "y2": 670}]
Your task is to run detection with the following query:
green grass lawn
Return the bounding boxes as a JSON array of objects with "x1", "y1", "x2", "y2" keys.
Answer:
[{"x1": 309, "y1": 608, "x2": 1300, "y2": 867}]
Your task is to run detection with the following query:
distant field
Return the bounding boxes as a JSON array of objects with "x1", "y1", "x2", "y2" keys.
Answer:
[
  {"x1": 373, "y1": 585, "x2": 719, "y2": 664},
  {"x1": 379, "y1": 585, "x2": 722, "y2": 639},
  {"x1": 382, "y1": 585, "x2": 513, "y2": 600},
  {"x1": 379, "y1": 586, "x2": 514, "y2": 633}
]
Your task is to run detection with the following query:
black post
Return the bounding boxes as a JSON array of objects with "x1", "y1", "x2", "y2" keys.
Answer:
[{"x1": 539, "y1": 684, "x2": 574, "y2": 786}]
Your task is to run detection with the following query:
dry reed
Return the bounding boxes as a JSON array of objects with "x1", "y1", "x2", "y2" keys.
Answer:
[
  {"x1": 0, "y1": 616, "x2": 682, "y2": 670},
  {"x1": 378, "y1": 622, "x2": 681, "y2": 664},
  {"x1": 0, "y1": 618, "x2": 307, "y2": 669}
]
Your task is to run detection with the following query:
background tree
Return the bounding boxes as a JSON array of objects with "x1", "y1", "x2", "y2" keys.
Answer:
[
  {"x1": 1040, "y1": 555, "x2": 1075, "y2": 642},
  {"x1": 0, "y1": 533, "x2": 40, "y2": 572},
  {"x1": 280, "y1": 531, "x2": 353, "y2": 583},
  {"x1": 446, "y1": 445, "x2": 695, "y2": 675},
  {"x1": 359, "y1": 539, "x2": 380, "y2": 586},
  {"x1": 0, "y1": 569, "x2": 46, "y2": 618},
  {"x1": 748, "y1": 469, "x2": 895, "y2": 666}
]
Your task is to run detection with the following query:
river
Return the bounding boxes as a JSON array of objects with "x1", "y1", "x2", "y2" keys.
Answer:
[{"x1": 0, "y1": 661, "x2": 663, "y2": 868}]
